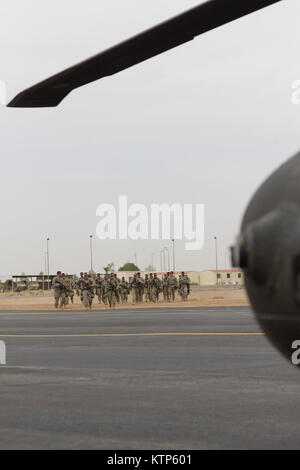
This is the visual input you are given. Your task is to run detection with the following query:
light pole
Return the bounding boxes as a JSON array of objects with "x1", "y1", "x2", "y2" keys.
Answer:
[
  {"x1": 171, "y1": 239, "x2": 175, "y2": 272},
  {"x1": 43, "y1": 252, "x2": 47, "y2": 292},
  {"x1": 46, "y1": 237, "x2": 50, "y2": 291},
  {"x1": 224, "y1": 250, "x2": 229, "y2": 270},
  {"x1": 90, "y1": 235, "x2": 93, "y2": 272},
  {"x1": 214, "y1": 236, "x2": 219, "y2": 286},
  {"x1": 160, "y1": 250, "x2": 163, "y2": 273},
  {"x1": 162, "y1": 250, "x2": 165, "y2": 272},
  {"x1": 151, "y1": 253, "x2": 155, "y2": 270},
  {"x1": 163, "y1": 246, "x2": 170, "y2": 271}
]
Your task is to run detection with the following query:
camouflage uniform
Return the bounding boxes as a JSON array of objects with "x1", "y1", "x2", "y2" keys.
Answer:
[
  {"x1": 120, "y1": 278, "x2": 129, "y2": 303},
  {"x1": 162, "y1": 274, "x2": 169, "y2": 301},
  {"x1": 102, "y1": 276, "x2": 109, "y2": 306},
  {"x1": 107, "y1": 276, "x2": 118, "y2": 308},
  {"x1": 179, "y1": 273, "x2": 191, "y2": 301},
  {"x1": 144, "y1": 275, "x2": 150, "y2": 302},
  {"x1": 148, "y1": 274, "x2": 155, "y2": 302},
  {"x1": 114, "y1": 275, "x2": 121, "y2": 304},
  {"x1": 52, "y1": 275, "x2": 66, "y2": 309},
  {"x1": 95, "y1": 274, "x2": 103, "y2": 304},
  {"x1": 167, "y1": 273, "x2": 178, "y2": 302},
  {"x1": 152, "y1": 274, "x2": 162, "y2": 302},
  {"x1": 136, "y1": 274, "x2": 145, "y2": 303},
  {"x1": 69, "y1": 278, "x2": 75, "y2": 303},
  {"x1": 130, "y1": 275, "x2": 138, "y2": 304},
  {"x1": 77, "y1": 274, "x2": 85, "y2": 301},
  {"x1": 81, "y1": 277, "x2": 95, "y2": 309},
  {"x1": 64, "y1": 276, "x2": 75, "y2": 305}
]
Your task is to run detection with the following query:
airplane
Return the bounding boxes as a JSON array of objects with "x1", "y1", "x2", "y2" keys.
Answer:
[{"x1": 8, "y1": 0, "x2": 299, "y2": 365}]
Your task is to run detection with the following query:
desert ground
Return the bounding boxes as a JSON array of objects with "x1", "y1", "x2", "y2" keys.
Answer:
[{"x1": 0, "y1": 286, "x2": 250, "y2": 310}]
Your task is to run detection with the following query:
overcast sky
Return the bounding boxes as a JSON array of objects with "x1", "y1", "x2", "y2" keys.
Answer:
[{"x1": 0, "y1": 0, "x2": 299, "y2": 278}]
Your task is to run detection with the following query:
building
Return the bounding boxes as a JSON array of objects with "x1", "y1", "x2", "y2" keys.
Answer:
[
  {"x1": 198, "y1": 269, "x2": 244, "y2": 286},
  {"x1": 10, "y1": 274, "x2": 75, "y2": 291},
  {"x1": 11, "y1": 274, "x2": 56, "y2": 291},
  {"x1": 116, "y1": 271, "x2": 140, "y2": 281}
]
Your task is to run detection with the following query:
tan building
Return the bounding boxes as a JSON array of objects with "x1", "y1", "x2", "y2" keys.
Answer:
[{"x1": 199, "y1": 269, "x2": 244, "y2": 286}]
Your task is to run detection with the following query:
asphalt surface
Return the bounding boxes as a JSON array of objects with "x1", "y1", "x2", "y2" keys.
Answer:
[{"x1": 0, "y1": 305, "x2": 299, "y2": 450}]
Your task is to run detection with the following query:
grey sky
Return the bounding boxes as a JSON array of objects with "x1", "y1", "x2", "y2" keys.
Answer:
[{"x1": 0, "y1": 0, "x2": 299, "y2": 278}]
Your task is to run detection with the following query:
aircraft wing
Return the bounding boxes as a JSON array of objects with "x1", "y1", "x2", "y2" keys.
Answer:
[{"x1": 7, "y1": 0, "x2": 282, "y2": 108}]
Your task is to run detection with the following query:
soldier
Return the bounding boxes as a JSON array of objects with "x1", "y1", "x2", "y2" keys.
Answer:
[
  {"x1": 102, "y1": 274, "x2": 109, "y2": 306},
  {"x1": 148, "y1": 273, "x2": 154, "y2": 302},
  {"x1": 152, "y1": 273, "x2": 162, "y2": 302},
  {"x1": 81, "y1": 272, "x2": 94, "y2": 310},
  {"x1": 63, "y1": 274, "x2": 74, "y2": 306},
  {"x1": 107, "y1": 273, "x2": 118, "y2": 308},
  {"x1": 114, "y1": 273, "x2": 121, "y2": 304},
  {"x1": 130, "y1": 273, "x2": 138, "y2": 305},
  {"x1": 77, "y1": 272, "x2": 84, "y2": 299},
  {"x1": 167, "y1": 271, "x2": 178, "y2": 302},
  {"x1": 120, "y1": 277, "x2": 129, "y2": 303},
  {"x1": 162, "y1": 273, "x2": 169, "y2": 301},
  {"x1": 136, "y1": 272, "x2": 145, "y2": 303},
  {"x1": 95, "y1": 273, "x2": 103, "y2": 304},
  {"x1": 179, "y1": 271, "x2": 191, "y2": 301},
  {"x1": 52, "y1": 271, "x2": 66, "y2": 310},
  {"x1": 61, "y1": 273, "x2": 68, "y2": 306},
  {"x1": 144, "y1": 274, "x2": 150, "y2": 302},
  {"x1": 68, "y1": 276, "x2": 75, "y2": 304},
  {"x1": 89, "y1": 274, "x2": 96, "y2": 304}
]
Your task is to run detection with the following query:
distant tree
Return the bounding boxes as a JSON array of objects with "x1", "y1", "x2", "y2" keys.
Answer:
[
  {"x1": 103, "y1": 263, "x2": 115, "y2": 274},
  {"x1": 119, "y1": 262, "x2": 140, "y2": 272},
  {"x1": 145, "y1": 265, "x2": 156, "y2": 273}
]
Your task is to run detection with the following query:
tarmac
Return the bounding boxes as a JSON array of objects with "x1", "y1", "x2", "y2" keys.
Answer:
[{"x1": 0, "y1": 306, "x2": 299, "y2": 449}]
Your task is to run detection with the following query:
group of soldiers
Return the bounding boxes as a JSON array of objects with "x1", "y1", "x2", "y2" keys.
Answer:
[{"x1": 52, "y1": 271, "x2": 191, "y2": 310}]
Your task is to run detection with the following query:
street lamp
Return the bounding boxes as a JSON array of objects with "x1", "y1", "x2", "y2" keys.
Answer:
[
  {"x1": 163, "y1": 246, "x2": 170, "y2": 271},
  {"x1": 90, "y1": 235, "x2": 93, "y2": 272},
  {"x1": 151, "y1": 253, "x2": 155, "y2": 270},
  {"x1": 214, "y1": 236, "x2": 219, "y2": 286},
  {"x1": 46, "y1": 237, "x2": 50, "y2": 291},
  {"x1": 171, "y1": 239, "x2": 175, "y2": 272},
  {"x1": 43, "y1": 251, "x2": 47, "y2": 292},
  {"x1": 224, "y1": 250, "x2": 229, "y2": 270}
]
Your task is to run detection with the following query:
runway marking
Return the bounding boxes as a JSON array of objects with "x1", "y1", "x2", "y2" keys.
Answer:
[{"x1": 0, "y1": 332, "x2": 264, "y2": 338}]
